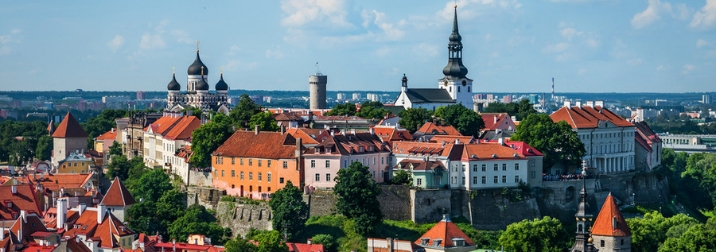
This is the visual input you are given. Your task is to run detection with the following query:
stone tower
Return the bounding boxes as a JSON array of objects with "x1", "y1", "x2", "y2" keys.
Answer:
[
  {"x1": 51, "y1": 112, "x2": 88, "y2": 166},
  {"x1": 592, "y1": 192, "x2": 632, "y2": 251},
  {"x1": 309, "y1": 72, "x2": 327, "y2": 110}
]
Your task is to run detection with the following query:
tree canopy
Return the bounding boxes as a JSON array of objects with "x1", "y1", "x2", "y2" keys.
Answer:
[
  {"x1": 325, "y1": 103, "x2": 357, "y2": 116},
  {"x1": 106, "y1": 155, "x2": 145, "y2": 181},
  {"x1": 511, "y1": 113, "x2": 585, "y2": 169},
  {"x1": 82, "y1": 109, "x2": 127, "y2": 148},
  {"x1": 0, "y1": 120, "x2": 50, "y2": 165},
  {"x1": 229, "y1": 94, "x2": 262, "y2": 129},
  {"x1": 434, "y1": 104, "x2": 484, "y2": 137},
  {"x1": 390, "y1": 170, "x2": 412, "y2": 186},
  {"x1": 659, "y1": 217, "x2": 716, "y2": 251},
  {"x1": 129, "y1": 168, "x2": 173, "y2": 203},
  {"x1": 334, "y1": 161, "x2": 383, "y2": 236},
  {"x1": 268, "y1": 181, "x2": 308, "y2": 241},
  {"x1": 483, "y1": 99, "x2": 537, "y2": 121},
  {"x1": 189, "y1": 113, "x2": 234, "y2": 168},
  {"x1": 356, "y1": 101, "x2": 390, "y2": 119},
  {"x1": 398, "y1": 108, "x2": 431, "y2": 133},
  {"x1": 627, "y1": 212, "x2": 699, "y2": 252},
  {"x1": 168, "y1": 204, "x2": 232, "y2": 244},
  {"x1": 498, "y1": 216, "x2": 570, "y2": 252},
  {"x1": 249, "y1": 111, "x2": 279, "y2": 132}
]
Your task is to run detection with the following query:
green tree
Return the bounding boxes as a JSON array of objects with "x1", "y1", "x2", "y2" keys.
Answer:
[
  {"x1": 106, "y1": 155, "x2": 146, "y2": 181},
  {"x1": 627, "y1": 212, "x2": 698, "y2": 252},
  {"x1": 325, "y1": 103, "x2": 357, "y2": 116},
  {"x1": 229, "y1": 94, "x2": 262, "y2": 129},
  {"x1": 398, "y1": 108, "x2": 431, "y2": 133},
  {"x1": 434, "y1": 104, "x2": 484, "y2": 137},
  {"x1": 390, "y1": 170, "x2": 412, "y2": 186},
  {"x1": 682, "y1": 153, "x2": 716, "y2": 208},
  {"x1": 511, "y1": 113, "x2": 585, "y2": 169},
  {"x1": 356, "y1": 101, "x2": 390, "y2": 119},
  {"x1": 483, "y1": 99, "x2": 537, "y2": 121},
  {"x1": 190, "y1": 114, "x2": 233, "y2": 168},
  {"x1": 334, "y1": 161, "x2": 383, "y2": 236},
  {"x1": 224, "y1": 237, "x2": 258, "y2": 252},
  {"x1": 168, "y1": 204, "x2": 232, "y2": 245},
  {"x1": 108, "y1": 141, "x2": 123, "y2": 156},
  {"x1": 35, "y1": 135, "x2": 52, "y2": 161},
  {"x1": 251, "y1": 230, "x2": 289, "y2": 252},
  {"x1": 126, "y1": 201, "x2": 162, "y2": 235},
  {"x1": 129, "y1": 168, "x2": 173, "y2": 203},
  {"x1": 498, "y1": 216, "x2": 569, "y2": 252},
  {"x1": 82, "y1": 109, "x2": 127, "y2": 149},
  {"x1": 249, "y1": 111, "x2": 280, "y2": 132},
  {"x1": 311, "y1": 234, "x2": 336, "y2": 252},
  {"x1": 268, "y1": 181, "x2": 308, "y2": 241},
  {"x1": 659, "y1": 217, "x2": 716, "y2": 251}
]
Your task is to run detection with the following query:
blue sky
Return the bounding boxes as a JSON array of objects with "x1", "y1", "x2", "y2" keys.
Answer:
[{"x1": 1, "y1": 0, "x2": 715, "y2": 93}]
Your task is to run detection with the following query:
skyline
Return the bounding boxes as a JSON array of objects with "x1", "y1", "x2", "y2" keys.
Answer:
[{"x1": 1, "y1": 0, "x2": 715, "y2": 93}]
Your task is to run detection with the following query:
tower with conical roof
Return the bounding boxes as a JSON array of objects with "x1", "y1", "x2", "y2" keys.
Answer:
[
  {"x1": 591, "y1": 192, "x2": 632, "y2": 251},
  {"x1": 570, "y1": 160, "x2": 599, "y2": 252},
  {"x1": 439, "y1": 5, "x2": 474, "y2": 108},
  {"x1": 51, "y1": 112, "x2": 88, "y2": 166}
]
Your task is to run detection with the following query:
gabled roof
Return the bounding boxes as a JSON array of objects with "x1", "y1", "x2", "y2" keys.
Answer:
[
  {"x1": 591, "y1": 193, "x2": 631, "y2": 237},
  {"x1": 10, "y1": 212, "x2": 49, "y2": 244},
  {"x1": 286, "y1": 242, "x2": 325, "y2": 252},
  {"x1": 395, "y1": 159, "x2": 446, "y2": 171},
  {"x1": 550, "y1": 106, "x2": 634, "y2": 129},
  {"x1": 286, "y1": 128, "x2": 320, "y2": 145},
  {"x1": 0, "y1": 184, "x2": 42, "y2": 220},
  {"x1": 372, "y1": 126, "x2": 413, "y2": 144},
  {"x1": 36, "y1": 172, "x2": 94, "y2": 192},
  {"x1": 52, "y1": 112, "x2": 88, "y2": 138},
  {"x1": 95, "y1": 129, "x2": 117, "y2": 141},
  {"x1": 392, "y1": 141, "x2": 463, "y2": 160},
  {"x1": 461, "y1": 143, "x2": 525, "y2": 160},
  {"x1": 65, "y1": 236, "x2": 92, "y2": 252},
  {"x1": 308, "y1": 131, "x2": 389, "y2": 156},
  {"x1": 430, "y1": 135, "x2": 474, "y2": 144},
  {"x1": 414, "y1": 216, "x2": 474, "y2": 248},
  {"x1": 62, "y1": 207, "x2": 135, "y2": 249},
  {"x1": 481, "y1": 113, "x2": 511, "y2": 131},
  {"x1": 100, "y1": 177, "x2": 136, "y2": 206},
  {"x1": 405, "y1": 88, "x2": 455, "y2": 104},
  {"x1": 483, "y1": 140, "x2": 544, "y2": 156},
  {"x1": 415, "y1": 122, "x2": 462, "y2": 136},
  {"x1": 163, "y1": 116, "x2": 201, "y2": 140},
  {"x1": 634, "y1": 121, "x2": 662, "y2": 152},
  {"x1": 213, "y1": 131, "x2": 303, "y2": 159}
]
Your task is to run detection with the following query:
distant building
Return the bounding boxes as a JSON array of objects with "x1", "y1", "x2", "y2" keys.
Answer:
[
  {"x1": 309, "y1": 73, "x2": 327, "y2": 110},
  {"x1": 366, "y1": 93, "x2": 380, "y2": 102},
  {"x1": 136, "y1": 91, "x2": 145, "y2": 100},
  {"x1": 394, "y1": 7, "x2": 473, "y2": 111},
  {"x1": 703, "y1": 94, "x2": 711, "y2": 104},
  {"x1": 352, "y1": 93, "x2": 361, "y2": 100},
  {"x1": 142, "y1": 115, "x2": 201, "y2": 183},
  {"x1": 634, "y1": 121, "x2": 662, "y2": 171},
  {"x1": 336, "y1": 93, "x2": 346, "y2": 101},
  {"x1": 166, "y1": 45, "x2": 230, "y2": 113},
  {"x1": 56, "y1": 151, "x2": 95, "y2": 174}
]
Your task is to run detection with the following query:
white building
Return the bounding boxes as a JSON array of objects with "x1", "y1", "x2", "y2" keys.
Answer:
[
  {"x1": 551, "y1": 101, "x2": 636, "y2": 173},
  {"x1": 142, "y1": 114, "x2": 201, "y2": 184},
  {"x1": 166, "y1": 45, "x2": 230, "y2": 113}
]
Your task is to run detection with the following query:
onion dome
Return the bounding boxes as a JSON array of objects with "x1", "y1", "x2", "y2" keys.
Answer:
[
  {"x1": 442, "y1": 6, "x2": 468, "y2": 79},
  {"x1": 188, "y1": 50, "x2": 208, "y2": 76},
  {"x1": 167, "y1": 73, "x2": 181, "y2": 91},
  {"x1": 196, "y1": 77, "x2": 210, "y2": 91},
  {"x1": 215, "y1": 73, "x2": 228, "y2": 90}
]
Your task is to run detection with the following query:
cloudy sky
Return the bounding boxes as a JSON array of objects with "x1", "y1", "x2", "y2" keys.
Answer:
[{"x1": 1, "y1": 0, "x2": 715, "y2": 93}]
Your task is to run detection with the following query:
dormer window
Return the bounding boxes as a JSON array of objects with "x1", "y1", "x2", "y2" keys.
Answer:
[
  {"x1": 420, "y1": 238, "x2": 429, "y2": 245},
  {"x1": 452, "y1": 238, "x2": 465, "y2": 246},
  {"x1": 433, "y1": 239, "x2": 442, "y2": 247}
]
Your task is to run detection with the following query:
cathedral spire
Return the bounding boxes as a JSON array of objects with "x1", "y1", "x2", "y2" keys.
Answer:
[
  {"x1": 570, "y1": 160, "x2": 598, "y2": 252},
  {"x1": 442, "y1": 5, "x2": 468, "y2": 79}
]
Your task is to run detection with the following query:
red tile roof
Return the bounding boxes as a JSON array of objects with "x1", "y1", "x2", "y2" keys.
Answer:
[
  {"x1": 286, "y1": 242, "x2": 325, "y2": 252},
  {"x1": 100, "y1": 177, "x2": 136, "y2": 206},
  {"x1": 96, "y1": 129, "x2": 117, "y2": 141},
  {"x1": 416, "y1": 122, "x2": 462, "y2": 136},
  {"x1": 286, "y1": 128, "x2": 320, "y2": 145},
  {"x1": 36, "y1": 173, "x2": 93, "y2": 192},
  {"x1": 213, "y1": 131, "x2": 302, "y2": 159},
  {"x1": 52, "y1": 112, "x2": 88, "y2": 138},
  {"x1": 480, "y1": 113, "x2": 510, "y2": 130},
  {"x1": 62, "y1": 207, "x2": 135, "y2": 249},
  {"x1": 483, "y1": 140, "x2": 544, "y2": 156},
  {"x1": 372, "y1": 126, "x2": 413, "y2": 144},
  {"x1": 10, "y1": 212, "x2": 49, "y2": 244},
  {"x1": 461, "y1": 143, "x2": 525, "y2": 160},
  {"x1": 430, "y1": 135, "x2": 474, "y2": 144},
  {"x1": 0, "y1": 184, "x2": 42, "y2": 220},
  {"x1": 392, "y1": 142, "x2": 463, "y2": 160},
  {"x1": 395, "y1": 160, "x2": 445, "y2": 171},
  {"x1": 591, "y1": 193, "x2": 631, "y2": 237},
  {"x1": 163, "y1": 116, "x2": 201, "y2": 140},
  {"x1": 414, "y1": 216, "x2": 475, "y2": 248},
  {"x1": 309, "y1": 131, "x2": 389, "y2": 156},
  {"x1": 550, "y1": 106, "x2": 634, "y2": 129},
  {"x1": 634, "y1": 121, "x2": 662, "y2": 152}
]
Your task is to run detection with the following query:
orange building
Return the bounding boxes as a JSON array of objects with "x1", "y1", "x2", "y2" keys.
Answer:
[{"x1": 212, "y1": 129, "x2": 304, "y2": 200}]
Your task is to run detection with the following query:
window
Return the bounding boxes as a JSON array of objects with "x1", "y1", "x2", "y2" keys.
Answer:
[
  {"x1": 258, "y1": 160, "x2": 262, "y2": 167},
  {"x1": 494, "y1": 176, "x2": 498, "y2": 183},
  {"x1": 280, "y1": 177, "x2": 284, "y2": 183},
  {"x1": 315, "y1": 174, "x2": 320, "y2": 181},
  {"x1": 344, "y1": 160, "x2": 348, "y2": 167},
  {"x1": 311, "y1": 160, "x2": 316, "y2": 168},
  {"x1": 502, "y1": 164, "x2": 507, "y2": 171},
  {"x1": 240, "y1": 171, "x2": 244, "y2": 180},
  {"x1": 515, "y1": 163, "x2": 519, "y2": 170},
  {"x1": 267, "y1": 173, "x2": 272, "y2": 182},
  {"x1": 240, "y1": 158, "x2": 244, "y2": 165},
  {"x1": 482, "y1": 164, "x2": 486, "y2": 171},
  {"x1": 249, "y1": 159, "x2": 253, "y2": 166},
  {"x1": 462, "y1": 165, "x2": 466, "y2": 171},
  {"x1": 249, "y1": 172, "x2": 253, "y2": 180},
  {"x1": 472, "y1": 176, "x2": 477, "y2": 184},
  {"x1": 494, "y1": 164, "x2": 498, "y2": 171},
  {"x1": 221, "y1": 170, "x2": 225, "y2": 177},
  {"x1": 283, "y1": 161, "x2": 288, "y2": 168},
  {"x1": 267, "y1": 160, "x2": 271, "y2": 167},
  {"x1": 231, "y1": 158, "x2": 235, "y2": 165},
  {"x1": 515, "y1": 176, "x2": 519, "y2": 183},
  {"x1": 482, "y1": 176, "x2": 486, "y2": 184},
  {"x1": 600, "y1": 240, "x2": 604, "y2": 247},
  {"x1": 326, "y1": 173, "x2": 331, "y2": 181},
  {"x1": 215, "y1": 157, "x2": 219, "y2": 165},
  {"x1": 452, "y1": 177, "x2": 456, "y2": 184},
  {"x1": 462, "y1": 177, "x2": 465, "y2": 185},
  {"x1": 502, "y1": 176, "x2": 506, "y2": 183},
  {"x1": 231, "y1": 170, "x2": 235, "y2": 177},
  {"x1": 258, "y1": 172, "x2": 262, "y2": 181},
  {"x1": 473, "y1": 165, "x2": 477, "y2": 172},
  {"x1": 417, "y1": 178, "x2": 422, "y2": 186},
  {"x1": 381, "y1": 157, "x2": 385, "y2": 164},
  {"x1": 326, "y1": 160, "x2": 330, "y2": 168}
]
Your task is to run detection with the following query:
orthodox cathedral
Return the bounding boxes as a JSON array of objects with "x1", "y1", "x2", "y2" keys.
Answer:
[
  {"x1": 394, "y1": 5, "x2": 474, "y2": 111},
  {"x1": 166, "y1": 44, "x2": 230, "y2": 113}
]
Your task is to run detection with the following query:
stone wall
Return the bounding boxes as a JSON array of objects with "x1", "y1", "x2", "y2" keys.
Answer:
[
  {"x1": 411, "y1": 189, "x2": 452, "y2": 223},
  {"x1": 188, "y1": 170, "x2": 213, "y2": 187},
  {"x1": 467, "y1": 189, "x2": 541, "y2": 230},
  {"x1": 215, "y1": 201, "x2": 273, "y2": 238},
  {"x1": 186, "y1": 187, "x2": 225, "y2": 211},
  {"x1": 378, "y1": 185, "x2": 411, "y2": 221},
  {"x1": 304, "y1": 190, "x2": 337, "y2": 217}
]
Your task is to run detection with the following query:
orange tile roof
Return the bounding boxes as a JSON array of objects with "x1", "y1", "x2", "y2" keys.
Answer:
[
  {"x1": 163, "y1": 116, "x2": 201, "y2": 140},
  {"x1": 146, "y1": 115, "x2": 183, "y2": 135},
  {"x1": 372, "y1": 126, "x2": 413, "y2": 144},
  {"x1": 591, "y1": 193, "x2": 631, "y2": 237},
  {"x1": 414, "y1": 216, "x2": 474, "y2": 248},
  {"x1": 10, "y1": 213, "x2": 48, "y2": 244},
  {"x1": 0, "y1": 184, "x2": 42, "y2": 220},
  {"x1": 483, "y1": 140, "x2": 544, "y2": 156},
  {"x1": 480, "y1": 113, "x2": 509, "y2": 130},
  {"x1": 213, "y1": 131, "x2": 302, "y2": 159},
  {"x1": 287, "y1": 242, "x2": 325, "y2": 252},
  {"x1": 62, "y1": 207, "x2": 135, "y2": 249},
  {"x1": 96, "y1": 129, "x2": 117, "y2": 141},
  {"x1": 286, "y1": 128, "x2": 320, "y2": 145},
  {"x1": 550, "y1": 106, "x2": 634, "y2": 129},
  {"x1": 430, "y1": 135, "x2": 474, "y2": 144},
  {"x1": 461, "y1": 143, "x2": 525, "y2": 160},
  {"x1": 36, "y1": 173, "x2": 93, "y2": 192},
  {"x1": 100, "y1": 177, "x2": 136, "y2": 206},
  {"x1": 392, "y1": 142, "x2": 462, "y2": 160},
  {"x1": 416, "y1": 122, "x2": 462, "y2": 136},
  {"x1": 52, "y1": 112, "x2": 88, "y2": 138}
]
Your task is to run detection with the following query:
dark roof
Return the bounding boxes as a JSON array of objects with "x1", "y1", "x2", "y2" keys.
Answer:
[
  {"x1": 383, "y1": 105, "x2": 405, "y2": 115},
  {"x1": 215, "y1": 73, "x2": 228, "y2": 90},
  {"x1": 405, "y1": 89, "x2": 454, "y2": 104},
  {"x1": 167, "y1": 73, "x2": 181, "y2": 91},
  {"x1": 188, "y1": 50, "x2": 208, "y2": 76},
  {"x1": 196, "y1": 78, "x2": 210, "y2": 91},
  {"x1": 52, "y1": 112, "x2": 88, "y2": 138}
]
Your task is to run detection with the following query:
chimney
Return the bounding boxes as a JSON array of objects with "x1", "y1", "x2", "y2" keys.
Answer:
[
  {"x1": 586, "y1": 100, "x2": 594, "y2": 107},
  {"x1": 498, "y1": 138, "x2": 504, "y2": 146},
  {"x1": 280, "y1": 125, "x2": 286, "y2": 134},
  {"x1": 78, "y1": 203, "x2": 86, "y2": 216},
  {"x1": 295, "y1": 138, "x2": 303, "y2": 160},
  {"x1": 330, "y1": 130, "x2": 335, "y2": 137},
  {"x1": 455, "y1": 139, "x2": 460, "y2": 144},
  {"x1": 307, "y1": 238, "x2": 312, "y2": 245},
  {"x1": 563, "y1": 101, "x2": 571, "y2": 108},
  {"x1": 350, "y1": 129, "x2": 356, "y2": 135},
  {"x1": 493, "y1": 116, "x2": 497, "y2": 124},
  {"x1": 11, "y1": 185, "x2": 16, "y2": 194},
  {"x1": 254, "y1": 125, "x2": 260, "y2": 135},
  {"x1": 369, "y1": 127, "x2": 375, "y2": 135},
  {"x1": 97, "y1": 204, "x2": 106, "y2": 224},
  {"x1": 341, "y1": 129, "x2": 346, "y2": 135},
  {"x1": 595, "y1": 100, "x2": 604, "y2": 107},
  {"x1": 575, "y1": 101, "x2": 582, "y2": 108},
  {"x1": 57, "y1": 198, "x2": 67, "y2": 229},
  {"x1": 0, "y1": 227, "x2": 4, "y2": 240},
  {"x1": 387, "y1": 237, "x2": 394, "y2": 252},
  {"x1": 20, "y1": 210, "x2": 26, "y2": 223}
]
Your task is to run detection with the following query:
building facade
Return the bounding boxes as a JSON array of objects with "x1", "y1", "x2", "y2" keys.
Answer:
[
  {"x1": 166, "y1": 46, "x2": 230, "y2": 113},
  {"x1": 52, "y1": 112, "x2": 88, "y2": 167},
  {"x1": 142, "y1": 114, "x2": 201, "y2": 183},
  {"x1": 309, "y1": 73, "x2": 327, "y2": 110}
]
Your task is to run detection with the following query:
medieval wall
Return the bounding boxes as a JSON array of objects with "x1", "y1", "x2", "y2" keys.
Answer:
[
  {"x1": 186, "y1": 187, "x2": 225, "y2": 211},
  {"x1": 215, "y1": 201, "x2": 273, "y2": 237},
  {"x1": 303, "y1": 189, "x2": 337, "y2": 217},
  {"x1": 188, "y1": 170, "x2": 213, "y2": 187}
]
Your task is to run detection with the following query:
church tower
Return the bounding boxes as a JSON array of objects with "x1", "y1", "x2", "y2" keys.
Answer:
[
  {"x1": 570, "y1": 160, "x2": 598, "y2": 252},
  {"x1": 592, "y1": 193, "x2": 632, "y2": 251},
  {"x1": 439, "y1": 5, "x2": 473, "y2": 108}
]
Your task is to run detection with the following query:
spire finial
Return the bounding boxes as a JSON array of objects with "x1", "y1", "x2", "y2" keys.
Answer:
[
  {"x1": 196, "y1": 41, "x2": 200, "y2": 52},
  {"x1": 172, "y1": 66, "x2": 175, "y2": 75},
  {"x1": 201, "y1": 66, "x2": 204, "y2": 75},
  {"x1": 220, "y1": 66, "x2": 223, "y2": 75}
]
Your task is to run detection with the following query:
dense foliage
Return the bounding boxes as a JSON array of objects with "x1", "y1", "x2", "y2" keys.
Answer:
[
  {"x1": 627, "y1": 212, "x2": 700, "y2": 252},
  {"x1": 390, "y1": 170, "x2": 412, "y2": 186},
  {"x1": 498, "y1": 216, "x2": 570, "y2": 252},
  {"x1": 189, "y1": 114, "x2": 234, "y2": 168},
  {"x1": 356, "y1": 101, "x2": 390, "y2": 119},
  {"x1": 646, "y1": 113, "x2": 716, "y2": 135},
  {"x1": 511, "y1": 113, "x2": 585, "y2": 169},
  {"x1": 0, "y1": 120, "x2": 49, "y2": 165},
  {"x1": 81, "y1": 109, "x2": 127, "y2": 148},
  {"x1": 249, "y1": 111, "x2": 280, "y2": 132},
  {"x1": 229, "y1": 94, "x2": 263, "y2": 129},
  {"x1": 398, "y1": 108, "x2": 431, "y2": 133},
  {"x1": 483, "y1": 99, "x2": 537, "y2": 121},
  {"x1": 334, "y1": 161, "x2": 383, "y2": 236},
  {"x1": 325, "y1": 102, "x2": 357, "y2": 116},
  {"x1": 268, "y1": 181, "x2": 308, "y2": 241},
  {"x1": 224, "y1": 229, "x2": 288, "y2": 252},
  {"x1": 434, "y1": 104, "x2": 484, "y2": 137},
  {"x1": 659, "y1": 149, "x2": 716, "y2": 210}
]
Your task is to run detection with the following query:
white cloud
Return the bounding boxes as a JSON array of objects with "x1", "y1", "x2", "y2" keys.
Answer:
[
  {"x1": 107, "y1": 35, "x2": 125, "y2": 51},
  {"x1": 697, "y1": 39, "x2": 709, "y2": 48},
  {"x1": 585, "y1": 38, "x2": 600, "y2": 48},
  {"x1": 266, "y1": 48, "x2": 284, "y2": 59},
  {"x1": 375, "y1": 46, "x2": 391, "y2": 57},
  {"x1": 683, "y1": 64, "x2": 695, "y2": 74},
  {"x1": 361, "y1": 9, "x2": 405, "y2": 41},
  {"x1": 560, "y1": 27, "x2": 580, "y2": 41},
  {"x1": 542, "y1": 42, "x2": 570, "y2": 53},
  {"x1": 691, "y1": 0, "x2": 716, "y2": 29},
  {"x1": 0, "y1": 29, "x2": 20, "y2": 55},
  {"x1": 628, "y1": 58, "x2": 643, "y2": 66},
  {"x1": 227, "y1": 45, "x2": 241, "y2": 56},
  {"x1": 280, "y1": 0, "x2": 351, "y2": 28},
  {"x1": 171, "y1": 30, "x2": 192, "y2": 44},
  {"x1": 656, "y1": 65, "x2": 667, "y2": 71},
  {"x1": 438, "y1": 0, "x2": 522, "y2": 22},
  {"x1": 631, "y1": 0, "x2": 672, "y2": 29},
  {"x1": 140, "y1": 34, "x2": 165, "y2": 50},
  {"x1": 674, "y1": 3, "x2": 690, "y2": 20}
]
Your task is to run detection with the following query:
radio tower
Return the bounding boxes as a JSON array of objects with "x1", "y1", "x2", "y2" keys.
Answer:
[{"x1": 551, "y1": 77, "x2": 555, "y2": 101}]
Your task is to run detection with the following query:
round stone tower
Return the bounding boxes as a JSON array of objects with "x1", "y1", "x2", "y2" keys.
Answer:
[{"x1": 309, "y1": 73, "x2": 327, "y2": 110}]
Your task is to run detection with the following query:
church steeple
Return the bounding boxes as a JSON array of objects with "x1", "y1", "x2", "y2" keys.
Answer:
[
  {"x1": 442, "y1": 5, "x2": 468, "y2": 79},
  {"x1": 570, "y1": 160, "x2": 598, "y2": 252}
]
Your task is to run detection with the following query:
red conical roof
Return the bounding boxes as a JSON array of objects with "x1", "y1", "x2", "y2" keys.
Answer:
[
  {"x1": 592, "y1": 193, "x2": 631, "y2": 237},
  {"x1": 100, "y1": 177, "x2": 136, "y2": 206},
  {"x1": 414, "y1": 216, "x2": 474, "y2": 248},
  {"x1": 52, "y1": 112, "x2": 88, "y2": 138}
]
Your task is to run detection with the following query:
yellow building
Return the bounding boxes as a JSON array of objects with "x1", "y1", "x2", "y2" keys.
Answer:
[{"x1": 56, "y1": 151, "x2": 95, "y2": 174}]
